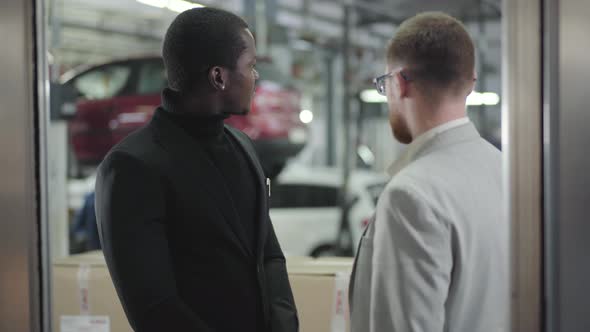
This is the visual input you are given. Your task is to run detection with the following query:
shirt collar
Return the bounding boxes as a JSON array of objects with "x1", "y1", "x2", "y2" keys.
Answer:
[{"x1": 387, "y1": 117, "x2": 470, "y2": 176}]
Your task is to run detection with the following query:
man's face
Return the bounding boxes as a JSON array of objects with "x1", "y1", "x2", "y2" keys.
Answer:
[
  {"x1": 386, "y1": 64, "x2": 412, "y2": 144},
  {"x1": 227, "y1": 28, "x2": 259, "y2": 115}
]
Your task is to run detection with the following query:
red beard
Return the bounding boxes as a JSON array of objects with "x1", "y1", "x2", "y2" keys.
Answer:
[{"x1": 389, "y1": 110, "x2": 412, "y2": 144}]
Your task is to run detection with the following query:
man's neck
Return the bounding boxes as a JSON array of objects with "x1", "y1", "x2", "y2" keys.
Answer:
[
  {"x1": 179, "y1": 97, "x2": 223, "y2": 117},
  {"x1": 410, "y1": 99, "x2": 467, "y2": 139},
  {"x1": 163, "y1": 88, "x2": 223, "y2": 117}
]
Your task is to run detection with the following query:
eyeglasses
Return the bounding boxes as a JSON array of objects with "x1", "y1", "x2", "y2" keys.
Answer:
[
  {"x1": 373, "y1": 68, "x2": 410, "y2": 96},
  {"x1": 373, "y1": 70, "x2": 478, "y2": 96}
]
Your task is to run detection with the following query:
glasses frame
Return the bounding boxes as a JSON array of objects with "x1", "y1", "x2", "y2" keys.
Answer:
[
  {"x1": 373, "y1": 68, "x2": 410, "y2": 96},
  {"x1": 373, "y1": 69, "x2": 478, "y2": 96}
]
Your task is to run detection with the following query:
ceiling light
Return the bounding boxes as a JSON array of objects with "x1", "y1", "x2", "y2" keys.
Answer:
[
  {"x1": 467, "y1": 91, "x2": 500, "y2": 106},
  {"x1": 359, "y1": 89, "x2": 500, "y2": 107},
  {"x1": 360, "y1": 89, "x2": 387, "y2": 103},
  {"x1": 299, "y1": 109, "x2": 314, "y2": 124},
  {"x1": 357, "y1": 145, "x2": 375, "y2": 165},
  {"x1": 481, "y1": 92, "x2": 501, "y2": 106},
  {"x1": 136, "y1": 0, "x2": 204, "y2": 12},
  {"x1": 167, "y1": 0, "x2": 204, "y2": 12},
  {"x1": 137, "y1": 0, "x2": 166, "y2": 8}
]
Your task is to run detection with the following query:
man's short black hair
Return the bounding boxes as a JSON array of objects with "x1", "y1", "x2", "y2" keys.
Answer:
[{"x1": 162, "y1": 7, "x2": 249, "y2": 91}]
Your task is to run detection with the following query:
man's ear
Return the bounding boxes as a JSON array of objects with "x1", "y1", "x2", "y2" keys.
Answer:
[
  {"x1": 208, "y1": 66, "x2": 228, "y2": 92},
  {"x1": 396, "y1": 71, "x2": 409, "y2": 98},
  {"x1": 471, "y1": 69, "x2": 478, "y2": 92}
]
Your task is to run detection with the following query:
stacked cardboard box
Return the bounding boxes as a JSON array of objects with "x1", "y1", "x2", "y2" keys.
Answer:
[
  {"x1": 288, "y1": 257, "x2": 353, "y2": 332},
  {"x1": 52, "y1": 251, "x2": 132, "y2": 332},
  {"x1": 52, "y1": 251, "x2": 353, "y2": 332}
]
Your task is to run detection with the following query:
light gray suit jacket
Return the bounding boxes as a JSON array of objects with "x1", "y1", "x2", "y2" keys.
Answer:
[{"x1": 349, "y1": 123, "x2": 509, "y2": 332}]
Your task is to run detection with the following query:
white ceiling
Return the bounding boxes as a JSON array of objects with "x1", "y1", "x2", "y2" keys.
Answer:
[{"x1": 48, "y1": 0, "x2": 501, "y2": 80}]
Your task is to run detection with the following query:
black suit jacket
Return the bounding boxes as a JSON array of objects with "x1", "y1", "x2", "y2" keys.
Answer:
[{"x1": 95, "y1": 109, "x2": 298, "y2": 332}]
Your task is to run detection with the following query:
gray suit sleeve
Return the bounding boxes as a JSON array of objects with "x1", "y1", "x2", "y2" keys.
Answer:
[{"x1": 370, "y1": 186, "x2": 452, "y2": 332}]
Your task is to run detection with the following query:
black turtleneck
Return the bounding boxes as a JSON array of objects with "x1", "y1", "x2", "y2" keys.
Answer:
[{"x1": 160, "y1": 88, "x2": 259, "y2": 251}]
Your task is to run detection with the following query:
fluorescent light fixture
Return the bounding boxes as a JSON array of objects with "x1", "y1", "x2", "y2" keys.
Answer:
[
  {"x1": 481, "y1": 92, "x2": 500, "y2": 106},
  {"x1": 136, "y1": 0, "x2": 204, "y2": 12},
  {"x1": 299, "y1": 109, "x2": 314, "y2": 124},
  {"x1": 292, "y1": 39, "x2": 313, "y2": 51},
  {"x1": 360, "y1": 89, "x2": 500, "y2": 107},
  {"x1": 137, "y1": 0, "x2": 166, "y2": 7},
  {"x1": 167, "y1": 0, "x2": 204, "y2": 12},
  {"x1": 357, "y1": 145, "x2": 375, "y2": 165},
  {"x1": 467, "y1": 91, "x2": 500, "y2": 106},
  {"x1": 360, "y1": 89, "x2": 387, "y2": 103}
]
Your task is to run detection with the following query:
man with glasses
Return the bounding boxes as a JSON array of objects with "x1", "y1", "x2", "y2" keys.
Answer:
[{"x1": 349, "y1": 12, "x2": 508, "y2": 332}]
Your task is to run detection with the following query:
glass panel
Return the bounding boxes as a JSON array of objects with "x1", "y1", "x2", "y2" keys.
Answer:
[
  {"x1": 137, "y1": 60, "x2": 167, "y2": 95},
  {"x1": 40, "y1": 0, "x2": 507, "y2": 331},
  {"x1": 72, "y1": 65, "x2": 132, "y2": 100}
]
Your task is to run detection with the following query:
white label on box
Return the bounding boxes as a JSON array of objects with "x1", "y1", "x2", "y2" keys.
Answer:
[
  {"x1": 331, "y1": 271, "x2": 351, "y2": 332},
  {"x1": 77, "y1": 264, "x2": 91, "y2": 315},
  {"x1": 60, "y1": 316, "x2": 110, "y2": 332}
]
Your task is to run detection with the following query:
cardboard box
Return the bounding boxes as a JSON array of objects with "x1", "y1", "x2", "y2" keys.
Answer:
[
  {"x1": 52, "y1": 251, "x2": 132, "y2": 332},
  {"x1": 288, "y1": 258, "x2": 353, "y2": 332},
  {"x1": 52, "y1": 252, "x2": 352, "y2": 332}
]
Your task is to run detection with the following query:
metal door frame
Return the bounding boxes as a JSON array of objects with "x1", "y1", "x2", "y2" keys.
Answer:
[
  {"x1": 503, "y1": 0, "x2": 543, "y2": 330},
  {"x1": 543, "y1": 0, "x2": 590, "y2": 330},
  {"x1": 10, "y1": 0, "x2": 588, "y2": 331},
  {"x1": 0, "y1": 0, "x2": 44, "y2": 331}
]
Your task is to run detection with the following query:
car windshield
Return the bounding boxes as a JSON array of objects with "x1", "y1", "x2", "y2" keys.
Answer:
[{"x1": 366, "y1": 182, "x2": 387, "y2": 206}]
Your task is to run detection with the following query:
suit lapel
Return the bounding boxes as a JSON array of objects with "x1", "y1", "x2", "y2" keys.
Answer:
[
  {"x1": 225, "y1": 126, "x2": 269, "y2": 258},
  {"x1": 349, "y1": 214, "x2": 374, "y2": 309},
  {"x1": 150, "y1": 109, "x2": 253, "y2": 258}
]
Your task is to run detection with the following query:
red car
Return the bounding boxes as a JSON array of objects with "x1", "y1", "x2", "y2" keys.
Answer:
[{"x1": 59, "y1": 56, "x2": 307, "y2": 177}]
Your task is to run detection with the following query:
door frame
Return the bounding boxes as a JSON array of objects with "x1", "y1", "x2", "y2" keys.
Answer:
[
  {"x1": 503, "y1": 0, "x2": 543, "y2": 330},
  {"x1": 0, "y1": 0, "x2": 47, "y2": 331},
  {"x1": 0, "y1": 0, "x2": 559, "y2": 331}
]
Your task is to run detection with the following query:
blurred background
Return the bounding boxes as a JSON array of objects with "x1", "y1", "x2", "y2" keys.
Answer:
[
  {"x1": 9, "y1": 0, "x2": 590, "y2": 331},
  {"x1": 46, "y1": 0, "x2": 502, "y2": 260}
]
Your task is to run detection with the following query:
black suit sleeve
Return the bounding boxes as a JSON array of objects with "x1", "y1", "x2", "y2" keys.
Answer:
[
  {"x1": 95, "y1": 151, "x2": 213, "y2": 332},
  {"x1": 263, "y1": 218, "x2": 299, "y2": 332}
]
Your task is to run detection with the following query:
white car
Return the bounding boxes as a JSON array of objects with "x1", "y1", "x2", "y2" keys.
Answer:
[{"x1": 270, "y1": 166, "x2": 389, "y2": 257}]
